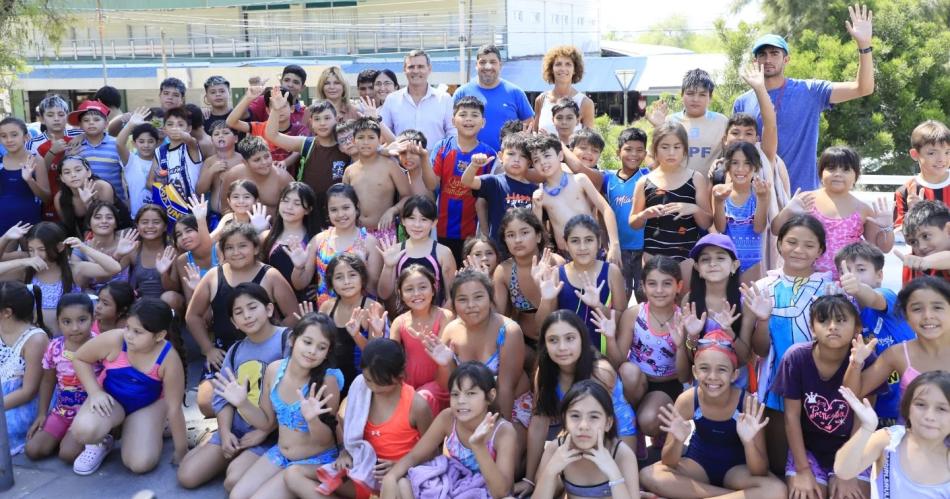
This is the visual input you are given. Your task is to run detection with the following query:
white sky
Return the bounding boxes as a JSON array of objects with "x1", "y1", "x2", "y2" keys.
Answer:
[{"x1": 600, "y1": 0, "x2": 764, "y2": 34}]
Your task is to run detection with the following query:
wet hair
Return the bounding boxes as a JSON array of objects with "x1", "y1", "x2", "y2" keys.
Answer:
[
  {"x1": 903, "y1": 200, "x2": 950, "y2": 239},
  {"x1": 453, "y1": 96, "x2": 484, "y2": 115},
  {"x1": 900, "y1": 370, "x2": 950, "y2": 433},
  {"x1": 159, "y1": 77, "x2": 186, "y2": 96},
  {"x1": 352, "y1": 116, "x2": 381, "y2": 138},
  {"x1": 163, "y1": 107, "x2": 193, "y2": 129},
  {"x1": 282, "y1": 64, "x2": 308, "y2": 84},
  {"x1": 288, "y1": 312, "x2": 338, "y2": 420},
  {"x1": 500, "y1": 131, "x2": 530, "y2": 158},
  {"x1": 401, "y1": 194, "x2": 438, "y2": 221},
  {"x1": 261, "y1": 182, "x2": 318, "y2": 260},
  {"x1": 396, "y1": 264, "x2": 437, "y2": 311},
  {"x1": 374, "y1": 69, "x2": 400, "y2": 90},
  {"x1": 536, "y1": 310, "x2": 597, "y2": 417},
  {"x1": 25, "y1": 222, "x2": 74, "y2": 297},
  {"x1": 777, "y1": 214, "x2": 827, "y2": 256},
  {"x1": 134, "y1": 204, "x2": 170, "y2": 246},
  {"x1": 722, "y1": 141, "x2": 762, "y2": 173},
  {"x1": 83, "y1": 201, "x2": 132, "y2": 240},
  {"x1": 569, "y1": 128, "x2": 605, "y2": 151},
  {"x1": 99, "y1": 281, "x2": 134, "y2": 321},
  {"x1": 448, "y1": 361, "x2": 497, "y2": 409},
  {"x1": 219, "y1": 223, "x2": 261, "y2": 249},
  {"x1": 542, "y1": 45, "x2": 585, "y2": 84},
  {"x1": 173, "y1": 214, "x2": 199, "y2": 248},
  {"x1": 183, "y1": 103, "x2": 205, "y2": 130},
  {"x1": 898, "y1": 276, "x2": 950, "y2": 317},
  {"x1": 727, "y1": 112, "x2": 758, "y2": 133},
  {"x1": 360, "y1": 338, "x2": 406, "y2": 386},
  {"x1": 263, "y1": 85, "x2": 296, "y2": 110},
  {"x1": 450, "y1": 268, "x2": 494, "y2": 308},
  {"x1": 208, "y1": 120, "x2": 232, "y2": 136},
  {"x1": 551, "y1": 97, "x2": 580, "y2": 118},
  {"x1": 818, "y1": 145, "x2": 862, "y2": 181},
  {"x1": 834, "y1": 241, "x2": 885, "y2": 272},
  {"x1": 0, "y1": 281, "x2": 44, "y2": 331},
  {"x1": 476, "y1": 44, "x2": 502, "y2": 60},
  {"x1": 563, "y1": 214, "x2": 600, "y2": 246},
  {"x1": 688, "y1": 245, "x2": 742, "y2": 332},
  {"x1": 681, "y1": 68, "x2": 715, "y2": 95},
  {"x1": 37, "y1": 94, "x2": 71, "y2": 116},
  {"x1": 325, "y1": 252, "x2": 368, "y2": 296},
  {"x1": 129, "y1": 298, "x2": 184, "y2": 367},
  {"x1": 559, "y1": 379, "x2": 617, "y2": 440},
  {"x1": 227, "y1": 282, "x2": 273, "y2": 318},
  {"x1": 56, "y1": 292, "x2": 94, "y2": 320},
  {"x1": 357, "y1": 69, "x2": 380, "y2": 86},
  {"x1": 526, "y1": 133, "x2": 562, "y2": 156},
  {"x1": 499, "y1": 119, "x2": 524, "y2": 143},
  {"x1": 227, "y1": 178, "x2": 260, "y2": 200},
  {"x1": 910, "y1": 120, "x2": 950, "y2": 151},
  {"x1": 93, "y1": 86, "x2": 122, "y2": 109},
  {"x1": 326, "y1": 183, "x2": 360, "y2": 220},
  {"x1": 651, "y1": 121, "x2": 689, "y2": 159},
  {"x1": 618, "y1": 127, "x2": 648, "y2": 149},
  {"x1": 236, "y1": 135, "x2": 270, "y2": 160},
  {"x1": 308, "y1": 99, "x2": 337, "y2": 118},
  {"x1": 396, "y1": 129, "x2": 427, "y2": 148},
  {"x1": 0, "y1": 117, "x2": 28, "y2": 136},
  {"x1": 462, "y1": 235, "x2": 500, "y2": 262},
  {"x1": 809, "y1": 295, "x2": 861, "y2": 334},
  {"x1": 499, "y1": 208, "x2": 547, "y2": 254},
  {"x1": 132, "y1": 123, "x2": 160, "y2": 142},
  {"x1": 203, "y1": 75, "x2": 230, "y2": 90}
]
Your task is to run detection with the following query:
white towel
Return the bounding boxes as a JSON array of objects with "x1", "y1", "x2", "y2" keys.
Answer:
[{"x1": 316, "y1": 374, "x2": 378, "y2": 494}]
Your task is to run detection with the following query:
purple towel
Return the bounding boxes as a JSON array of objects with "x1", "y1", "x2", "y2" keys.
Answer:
[{"x1": 407, "y1": 455, "x2": 493, "y2": 499}]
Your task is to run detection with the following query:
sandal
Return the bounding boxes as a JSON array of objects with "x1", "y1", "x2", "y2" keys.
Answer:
[{"x1": 73, "y1": 434, "x2": 114, "y2": 475}]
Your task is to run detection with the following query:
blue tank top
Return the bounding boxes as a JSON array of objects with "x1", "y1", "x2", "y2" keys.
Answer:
[{"x1": 556, "y1": 263, "x2": 611, "y2": 352}]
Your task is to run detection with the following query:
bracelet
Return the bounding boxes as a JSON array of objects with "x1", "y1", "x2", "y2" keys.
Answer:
[
  {"x1": 858, "y1": 46, "x2": 873, "y2": 54},
  {"x1": 877, "y1": 225, "x2": 894, "y2": 233},
  {"x1": 521, "y1": 478, "x2": 535, "y2": 487},
  {"x1": 608, "y1": 477, "x2": 626, "y2": 488}
]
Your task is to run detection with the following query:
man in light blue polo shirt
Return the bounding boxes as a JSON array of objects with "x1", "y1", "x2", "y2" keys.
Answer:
[
  {"x1": 379, "y1": 49, "x2": 455, "y2": 146},
  {"x1": 732, "y1": 4, "x2": 875, "y2": 192},
  {"x1": 453, "y1": 44, "x2": 534, "y2": 152}
]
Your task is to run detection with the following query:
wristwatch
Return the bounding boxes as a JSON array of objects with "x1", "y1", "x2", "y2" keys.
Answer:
[{"x1": 858, "y1": 46, "x2": 873, "y2": 54}]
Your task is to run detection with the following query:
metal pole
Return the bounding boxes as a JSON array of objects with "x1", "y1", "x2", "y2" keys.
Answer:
[
  {"x1": 0, "y1": 393, "x2": 13, "y2": 491},
  {"x1": 458, "y1": 0, "x2": 465, "y2": 84},
  {"x1": 160, "y1": 29, "x2": 169, "y2": 79},
  {"x1": 96, "y1": 0, "x2": 108, "y2": 84},
  {"x1": 623, "y1": 90, "x2": 628, "y2": 125}
]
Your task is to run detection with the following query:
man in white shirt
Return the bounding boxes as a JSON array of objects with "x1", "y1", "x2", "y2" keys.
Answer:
[{"x1": 379, "y1": 49, "x2": 456, "y2": 145}]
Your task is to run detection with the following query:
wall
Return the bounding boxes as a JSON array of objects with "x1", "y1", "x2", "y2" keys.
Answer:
[{"x1": 505, "y1": 0, "x2": 600, "y2": 58}]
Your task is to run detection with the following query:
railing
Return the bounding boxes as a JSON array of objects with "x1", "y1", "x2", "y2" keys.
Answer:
[{"x1": 28, "y1": 29, "x2": 499, "y2": 61}]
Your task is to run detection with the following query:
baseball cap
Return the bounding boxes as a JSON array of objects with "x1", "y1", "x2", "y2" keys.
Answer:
[
  {"x1": 689, "y1": 233, "x2": 738, "y2": 261},
  {"x1": 67, "y1": 100, "x2": 111, "y2": 126},
  {"x1": 751, "y1": 34, "x2": 789, "y2": 56}
]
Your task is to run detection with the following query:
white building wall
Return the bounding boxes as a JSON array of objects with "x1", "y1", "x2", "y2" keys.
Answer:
[{"x1": 505, "y1": 0, "x2": 600, "y2": 58}]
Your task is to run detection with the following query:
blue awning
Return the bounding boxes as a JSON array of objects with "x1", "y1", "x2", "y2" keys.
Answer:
[{"x1": 494, "y1": 56, "x2": 646, "y2": 93}]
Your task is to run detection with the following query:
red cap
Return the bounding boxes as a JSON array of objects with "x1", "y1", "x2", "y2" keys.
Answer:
[{"x1": 67, "y1": 100, "x2": 111, "y2": 126}]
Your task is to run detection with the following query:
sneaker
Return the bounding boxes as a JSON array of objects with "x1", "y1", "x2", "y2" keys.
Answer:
[{"x1": 73, "y1": 434, "x2": 114, "y2": 475}]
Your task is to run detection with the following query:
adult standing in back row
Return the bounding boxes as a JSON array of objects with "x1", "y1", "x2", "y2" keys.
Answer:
[
  {"x1": 532, "y1": 45, "x2": 595, "y2": 134},
  {"x1": 453, "y1": 44, "x2": 534, "y2": 152},
  {"x1": 732, "y1": 4, "x2": 875, "y2": 193},
  {"x1": 379, "y1": 49, "x2": 456, "y2": 145}
]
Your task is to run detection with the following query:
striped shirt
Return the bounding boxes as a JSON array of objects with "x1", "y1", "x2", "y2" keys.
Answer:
[
  {"x1": 27, "y1": 129, "x2": 84, "y2": 155},
  {"x1": 894, "y1": 175, "x2": 950, "y2": 229},
  {"x1": 75, "y1": 134, "x2": 128, "y2": 203}
]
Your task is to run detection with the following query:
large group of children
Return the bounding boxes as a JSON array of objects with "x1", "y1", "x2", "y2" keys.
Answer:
[{"x1": 0, "y1": 22, "x2": 948, "y2": 499}]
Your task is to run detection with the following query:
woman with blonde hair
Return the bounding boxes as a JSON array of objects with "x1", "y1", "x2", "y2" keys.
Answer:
[
  {"x1": 532, "y1": 45, "x2": 596, "y2": 133},
  {"x1": 314, "y1": 66, "x2": 362, "y2": 121}
]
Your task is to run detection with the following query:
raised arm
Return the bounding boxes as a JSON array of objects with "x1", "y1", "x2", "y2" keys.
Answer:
[
  {"x1": 116, "y1": 107, "x2": 152, "y2": 165},
  {"x1": 263, "y1": 87, "x2": 307, "y2": 154},
  {"x1": 829, "y1": 5, "x2": 875, "y2": 104},
  {"x1": 226, "y1": 85, "x2": 264, "y2": 134},
  {"x1": 740, "y1": 64, "x2": 777, "y2": 163}
]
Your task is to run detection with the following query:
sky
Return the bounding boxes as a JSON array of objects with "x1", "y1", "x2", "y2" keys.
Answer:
[{"x1": 600, "y1": 0, "x2": 764, "y2": 34}]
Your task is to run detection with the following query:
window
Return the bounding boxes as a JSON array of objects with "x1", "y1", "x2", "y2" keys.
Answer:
[
  {"x1": 534, "y1": 12, "x2": 541, "y2": 22},
  {"x1": 516, "y1": 10, "x2": 523, "y2": 21}
]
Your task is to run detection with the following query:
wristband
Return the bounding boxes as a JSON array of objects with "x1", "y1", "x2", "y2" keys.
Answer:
[
  {"x1": 858, "y1": 46, "x2": 873, "y2": 54},
  {"x1": 521, "y1": 478, "x2": 535, "y2": 487},
  {"x1": 608, "y1": 478, "x2": 625, "y2": 488}
]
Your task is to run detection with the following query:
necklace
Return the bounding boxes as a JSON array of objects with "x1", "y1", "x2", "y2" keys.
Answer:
[
  {"x1": 650, "y1": 308, "x2": 674, "y2": 329},
  {"x1": 544, "y1": 172, "x2": 569, "y2": 196}
]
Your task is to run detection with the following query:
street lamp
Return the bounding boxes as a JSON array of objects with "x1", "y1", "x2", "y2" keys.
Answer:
[{"x1": 614, "y1": 69, "x2": 636, "y2": 125}]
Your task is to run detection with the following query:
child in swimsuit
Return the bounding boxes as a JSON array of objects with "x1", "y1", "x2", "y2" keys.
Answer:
[
  {"x1": 131, "y1": 205, "x2": 186, "y2": 313},
  {"x1": 640, "y1": 331, "x2": 786, "y2": 498},
  {"x1": 261, "y1": 182, "x2": 318, "y2": 301},
  {"x1": 534, "y1": 380, "x2": 641, "y2": 499},
  {"x1": 771, "y1": 146, "x2": 894, "y2": 279},
  {"x1": 522, "y1": 311, "x2": 637, "y2": 498},
  {"x1": 26, "y1": 293, "x2": 99, "y2": 462},
  {"x1": 388, "y1": 264, "x2": 454, "y2": 415},
  {"x1": 0, "y1": 281, "x2": 49, "y2": 456},
  {"x1": 293, "y1": 338, "x2": 434, "y2": 499},
  {"x1": 461, "y1": 235, "x2": 500, "y2": 277},
  {"x1": 77, "y1": 202, "x2": 133, "y2": 292},
  {"x1": 220, "y1": 313, "x2": 344, "y2": 499},
  {"x1": 168, "y1": 195, "x2": 217, "y2": 303},
  {"x1": 68, "y1": 298, "x2": 187, "y2": 475},
  {"x1": 381, "y1": 362, "x2": 518, "y2": 499},
  {"x1": 93, "y1": 281, "x2": 133, "y2": 334}
]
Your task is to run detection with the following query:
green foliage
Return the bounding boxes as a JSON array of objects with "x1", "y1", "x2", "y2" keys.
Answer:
[
  {"x1": 711, "y1": 19, "x2": 760, "y2": 115},
  {"x1": 0, "y1": 1, "x2": 71, "y2": 75}
]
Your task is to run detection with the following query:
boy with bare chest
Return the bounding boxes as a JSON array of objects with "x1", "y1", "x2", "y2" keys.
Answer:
[
  {"x1": 342, "y1": 117, "x2": 412, "y2": 240},
  {"x1": 219, "y1": 136, "x2": 292, "y2": 219},
  {"x1": 197, "y1": 121, "x2": 245, "y2": 222},
  {"x1": 529, "y1": 134, "x2": 622, "y2": 266}
]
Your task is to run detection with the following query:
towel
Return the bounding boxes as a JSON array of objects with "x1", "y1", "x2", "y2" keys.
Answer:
[
  {"x1": 315, "y1": 374, "x2": 378, "y2": 494},
  {"x1": 408, "y1": 455, "x2": 493, "y2": 499}
]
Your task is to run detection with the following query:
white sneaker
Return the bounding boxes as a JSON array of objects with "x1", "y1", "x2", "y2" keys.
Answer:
[{"x1": 73, "y1": 434, "x2": 114, "y2": 475}]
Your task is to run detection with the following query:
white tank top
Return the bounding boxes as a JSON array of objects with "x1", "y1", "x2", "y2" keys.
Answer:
[
  {"x1": 872, "y1": 425, "x2": 950, "y2": 499},
  {"x1": 537, "y1": 91, "x2": 586, "y2": 135}
]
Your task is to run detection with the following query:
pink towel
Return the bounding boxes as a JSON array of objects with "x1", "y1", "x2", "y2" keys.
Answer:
[
  {"x1": 407, "y1": 455, "x2": 493, "y2": 499},
  {"x1": 315, "y1": 375, "x2": 378, "y2": 494}
]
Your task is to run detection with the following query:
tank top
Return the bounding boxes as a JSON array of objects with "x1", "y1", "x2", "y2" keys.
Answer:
[
  {"x1": 365, "y1": 383, "x2": 421, "y2": 461},
  {"x1": 397, "y1": 240, "x2": 445, "y2": 304},
  {"x1": 315, "y1": 227, "x2": 370, "y2": 306},
  {"x1": 130, "y1": 250, "x2": 164, "y2": 299},
  {"x1": 329, "y1": 296, "x2": 368, "y2": 397},
  {"x1": 537, "y1": 92, "x2": 586, "y2": 135},
  {"x1": 812, "y1": 208, "x2": 864, "y2": 278},
  {"x1": 0, "y1": 163, "x2": 42, "y2": 235},
  {"x1": 31, "y1": 276, "x2": 80, "y2": 310},
  {"x1": 873, "y1": 425, "x2": 950, "y2": 499},
  {"x1": 642, "y1": 176, "x2": 701, "y2": 260},
  {"x1": 400, "y1": 313, "x2": 442, "y2": 388},
  {"x1": 684, "y1": 389, "x2": 747, "y2": 469},
  {"x1": 628, "y1": 303, "x2": 678, "y2": 378},
  {"x1": 268, "y1": 234, "x2": 313, "y2": 301},
  {"x1": 0, "y1": 327, "x2": 46, "y2": 382},
  {"x1": 187, "y1": 246, "x2": 219, "y2": 278},
  {"x1": 445, "y1": 417, "x2": 505, "y2": 473},
  {"x1": 898, "y1": 343, "x2": 923, "y2": 393},
  {"x1": 556, "y1": 262, "x2": 612, "y2": 351},
  {"x1": 724, "y1": 193, "x2": 761, "y2": 270},
  {"x1": 210, "y1": 264, "x2": 271, "y2": 351}
]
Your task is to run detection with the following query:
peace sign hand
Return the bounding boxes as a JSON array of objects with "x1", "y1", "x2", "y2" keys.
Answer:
[
  {"x1": 463, "y1": 254, "x2": 491, "y2": 276},
  {"x1": 849, "y1": 335, "x2": 877, "y2": 366},
  {"x1": 736, "y1": 394, "x2": 769, "y2": 443},
  {"x1": 211, "y1": 368, "x2": 249, "y2": 407},
  {"x1": 299, "y1": 383, "x2": 334, "y2": 422},
  {"x1": 293, "y1": 300, "x2": 316, "y2": 321},
  {"x1": 658, "y1": 403, "x2": 692, "y2": 443},
  {"x1": 845, "y1": 4, "x2": 873, "y2": 48}
]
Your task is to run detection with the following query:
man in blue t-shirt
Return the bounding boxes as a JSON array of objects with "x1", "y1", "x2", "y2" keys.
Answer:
[
  {"x1": 732, "y1": 5, "x2": 875, "y2": 192},
  {"x1": 453, "y1": 44, "x2": 534, "y2": 152}
]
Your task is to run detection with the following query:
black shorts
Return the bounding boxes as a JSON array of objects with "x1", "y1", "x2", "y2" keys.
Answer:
[{"x1": 647, "y1": 378, "x2": 685, "y2": 402}]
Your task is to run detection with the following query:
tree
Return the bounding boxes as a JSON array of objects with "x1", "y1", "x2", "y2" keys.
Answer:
[{"x1": 0, "y1": 1, "x2": 71, "y2": 75}]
